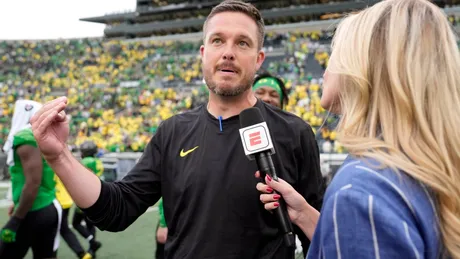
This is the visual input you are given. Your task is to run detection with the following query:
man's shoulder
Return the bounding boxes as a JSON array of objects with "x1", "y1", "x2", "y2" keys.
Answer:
[
  {"x1": 158, "y1": 105, "x2": 204, "y2": 130},
  {"x1": 81, "y1": 156, "x2": 93, "y2": 162},
  {"x1": 14, "y1": 127, "x2": 33, "y2": 138},
  {"x1": 81, "y1": 157, "x2": 95, "y2": 166},
  {"x1": 13, "y1": 128, "x2": 36, "y2": 148}
]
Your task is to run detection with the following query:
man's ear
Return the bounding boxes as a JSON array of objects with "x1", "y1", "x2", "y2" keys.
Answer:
[
  {"x1": 200, "y1": 45, "x2": 205, "y2": 59},
  {"x1": 255, "y1": 49, "x2": 266, "y2": 71}
]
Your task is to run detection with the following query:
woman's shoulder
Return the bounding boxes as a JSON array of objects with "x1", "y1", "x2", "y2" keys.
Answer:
[
  {"x1": 312, "y1": 156, "x2": 442, "y2": 259},
  {"x1": 327, "y1": 156, "x2": 431, "y2": 202},
  {"x1": 325, "y1": 155, "x2": 439, "y2": 236}
]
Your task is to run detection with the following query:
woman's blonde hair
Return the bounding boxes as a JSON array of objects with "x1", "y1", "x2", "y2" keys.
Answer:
[{"x1": 330, "y1": 0, "x2": 460, "y2": 257}]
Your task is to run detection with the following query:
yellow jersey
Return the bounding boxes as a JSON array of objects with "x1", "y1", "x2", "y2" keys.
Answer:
[{"x1": 55, "y1": 175, "x2": 73, "y2": 209}]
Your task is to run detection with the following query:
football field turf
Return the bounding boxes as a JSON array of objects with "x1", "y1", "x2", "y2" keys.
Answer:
[{"x1": 0, "y1": 205, "x2": 160, "y2": 259}]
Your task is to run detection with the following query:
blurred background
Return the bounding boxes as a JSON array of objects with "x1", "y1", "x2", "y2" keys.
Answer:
[{"x1": 0, "y1": 0, "x2": 458, "y2": 258}]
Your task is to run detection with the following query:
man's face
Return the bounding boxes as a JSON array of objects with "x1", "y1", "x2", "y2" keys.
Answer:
[
  {"x1": 254, "y1": 86, "x2": 281, "y2": 108},
  {"x1": 320, "y1": 56, "x2": 341, "y2": 113},
  {"x1": 200, "y1": 12, "x2": 265, "y2": 97}
]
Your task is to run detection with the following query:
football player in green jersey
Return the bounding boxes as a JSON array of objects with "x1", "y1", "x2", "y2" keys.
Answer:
[
  {"x1": 252, "y1": 72, "x2": 289, "y2": 109},
  {"x1": 72, "y1": 141, "x2": 103, "y2": 257},
  {"x1": 0, "y1": 100, "x2": 62, "y2": 259},
  {"x1": 155, "y1": 198, "x2": 167, "y2": 259}
]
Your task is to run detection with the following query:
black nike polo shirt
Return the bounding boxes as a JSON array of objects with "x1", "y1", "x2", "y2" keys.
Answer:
[{"x1": 83, "y1": 99, "x2": 324, "y2": 259}]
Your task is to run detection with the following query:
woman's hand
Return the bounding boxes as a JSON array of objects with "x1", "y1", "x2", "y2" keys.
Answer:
[
  {"x1": 255, "y1": 171, "x2": 320, "y2": 240},
  {"x1": 255, "y1": 171, "x2": 310, "y2": 224}
]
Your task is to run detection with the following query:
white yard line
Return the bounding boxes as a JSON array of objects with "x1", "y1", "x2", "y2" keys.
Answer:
[{"x1": 0, "y1": 182, "x2": 10, "y2": 188}]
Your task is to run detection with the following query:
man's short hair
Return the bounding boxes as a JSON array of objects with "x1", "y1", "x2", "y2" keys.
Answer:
[{"x1": 203, "y1": 0, "x2": 265, "y2": 50}]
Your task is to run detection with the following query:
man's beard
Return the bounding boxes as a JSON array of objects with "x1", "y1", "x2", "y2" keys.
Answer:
[{"x1": 204, "y1": 70, "x2": 254, "y2": 97}]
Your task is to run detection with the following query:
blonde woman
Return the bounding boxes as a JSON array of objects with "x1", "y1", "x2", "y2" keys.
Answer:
[{"x1": 257, "y1": 0, "x2": 460, "y2": 258}]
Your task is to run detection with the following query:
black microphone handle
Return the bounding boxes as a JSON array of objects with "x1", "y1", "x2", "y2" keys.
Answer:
[{"x1": 255, "y1": 152, "x2": 295, "y2": 248}]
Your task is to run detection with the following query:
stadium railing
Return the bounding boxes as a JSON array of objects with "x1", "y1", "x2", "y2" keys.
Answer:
[{"x1": 98, "y1": 152, "x2": 348, "y2": 182}]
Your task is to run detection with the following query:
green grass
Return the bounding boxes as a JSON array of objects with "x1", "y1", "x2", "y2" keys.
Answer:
[
  {"x1": 0, "y1": 206, "x2": 159, "y2": 259},
  {"x1": 0, "y1": 190, "x2": 8, "y2": 200}
]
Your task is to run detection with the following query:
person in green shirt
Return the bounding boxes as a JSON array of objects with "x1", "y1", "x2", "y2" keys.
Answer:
[
  {"x1": 252, "y1": 73, "x2": 289, "y2": 109},
  {"x1": 72, "y1": 141, "x2": 103, "y2": 258},
  {"x1": 0, "y1": 100, "x2": 61, "y2": 259},
  {"x1": 155, "y1": 198, "x2": 167, "y2": 259}
]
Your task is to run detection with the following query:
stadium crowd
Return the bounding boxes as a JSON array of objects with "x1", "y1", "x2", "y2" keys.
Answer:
[
  {"x1": 0, "y1": 1, "x2": 459, "y2": 259},
  {"x1": 1, "y1": 15, "x2": 458, "y2": 154}
]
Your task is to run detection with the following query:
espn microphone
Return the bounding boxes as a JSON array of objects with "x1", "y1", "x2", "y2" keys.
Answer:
[{"x1": 238, "y1": 107, "x2": 295, "y2": 248}]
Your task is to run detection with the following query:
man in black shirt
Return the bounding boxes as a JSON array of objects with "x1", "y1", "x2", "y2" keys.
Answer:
[{"x1": 30, "y1": 1, "x2": 324, "y2": 258}]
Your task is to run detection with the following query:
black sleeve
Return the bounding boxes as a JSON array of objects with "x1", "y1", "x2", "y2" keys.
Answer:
[
  {"x1": 81, "y1": 128, "x2": 163, "y2": 232},
  {"x1": 293, "y1": 124, "x2": 325, "y2": 256}
]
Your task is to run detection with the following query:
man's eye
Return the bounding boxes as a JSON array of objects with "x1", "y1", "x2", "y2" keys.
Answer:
[
  {"x1": 239, "y1": 41, "x2": 248, "y2": 47},
  {"x1": 212, "y1": 39, "x2": 222, "y2": 44}
]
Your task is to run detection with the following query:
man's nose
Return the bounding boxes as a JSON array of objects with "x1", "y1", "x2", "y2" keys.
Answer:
[
  {"x1": 222, "y1": 45, "x2": 235, "y2": 61},
  {"x1": 262, "y1": 94, "x2": 272, "y2": 104}
]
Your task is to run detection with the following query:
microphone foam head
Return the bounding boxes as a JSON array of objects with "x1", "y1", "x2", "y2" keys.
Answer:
[{"x1": 239, "y1": 107, "x2": 264, "y2": 128}]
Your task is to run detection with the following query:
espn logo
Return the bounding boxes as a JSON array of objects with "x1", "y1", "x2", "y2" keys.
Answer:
[
  {"x1": 249, "y1": 132, "x2": 262, "y2": 147},
  {"x1": 239, "y1": 122, "x2": 274, "y2": 156}
]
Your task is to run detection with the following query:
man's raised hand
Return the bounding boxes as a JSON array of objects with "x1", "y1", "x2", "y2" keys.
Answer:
[{"x1": 30, "y1": 97, "x2": 70, "y2": 163}]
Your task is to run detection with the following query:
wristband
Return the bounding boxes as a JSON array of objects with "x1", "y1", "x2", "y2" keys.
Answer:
[{"x1": 1, "y1": 216, "x2": 22, "y2": 243}]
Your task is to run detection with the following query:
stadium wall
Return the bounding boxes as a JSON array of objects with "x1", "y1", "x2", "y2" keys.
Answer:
[{"x1": 120, "y1": 5, "x2": 460, "y2": 44}]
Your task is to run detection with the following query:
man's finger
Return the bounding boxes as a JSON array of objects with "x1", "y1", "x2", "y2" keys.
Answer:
[
  {"x1": 32, "y1": 104, "x2": 58, "y2": 132},
  {"x1": 55, "y1": 110, "x2": 67, "y2": 122},
  {"x1": 31, "y1": 97, "x2": 67, "y2": 124},
  {"x1": 31, "y1": 98, "x2": 65, "y2": 125},
  {"x1": 35, "y1": 109, "x2": 59, "y2": 139},
  {"x1": 256, "y1": 182, "x2": 273, "y2": 194},
  {"x1": 32, "y1": 102, "x2": 66, "y2": 131},
  {"x1": 255, "y1": 171, "x2": 261, "y2": 178},
  {"x1": 260, "y1": 193, "x2": 280, "y2": 203},
  {"x1": 34, "y1": 105, "x2": 65, "y2": 139}
]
